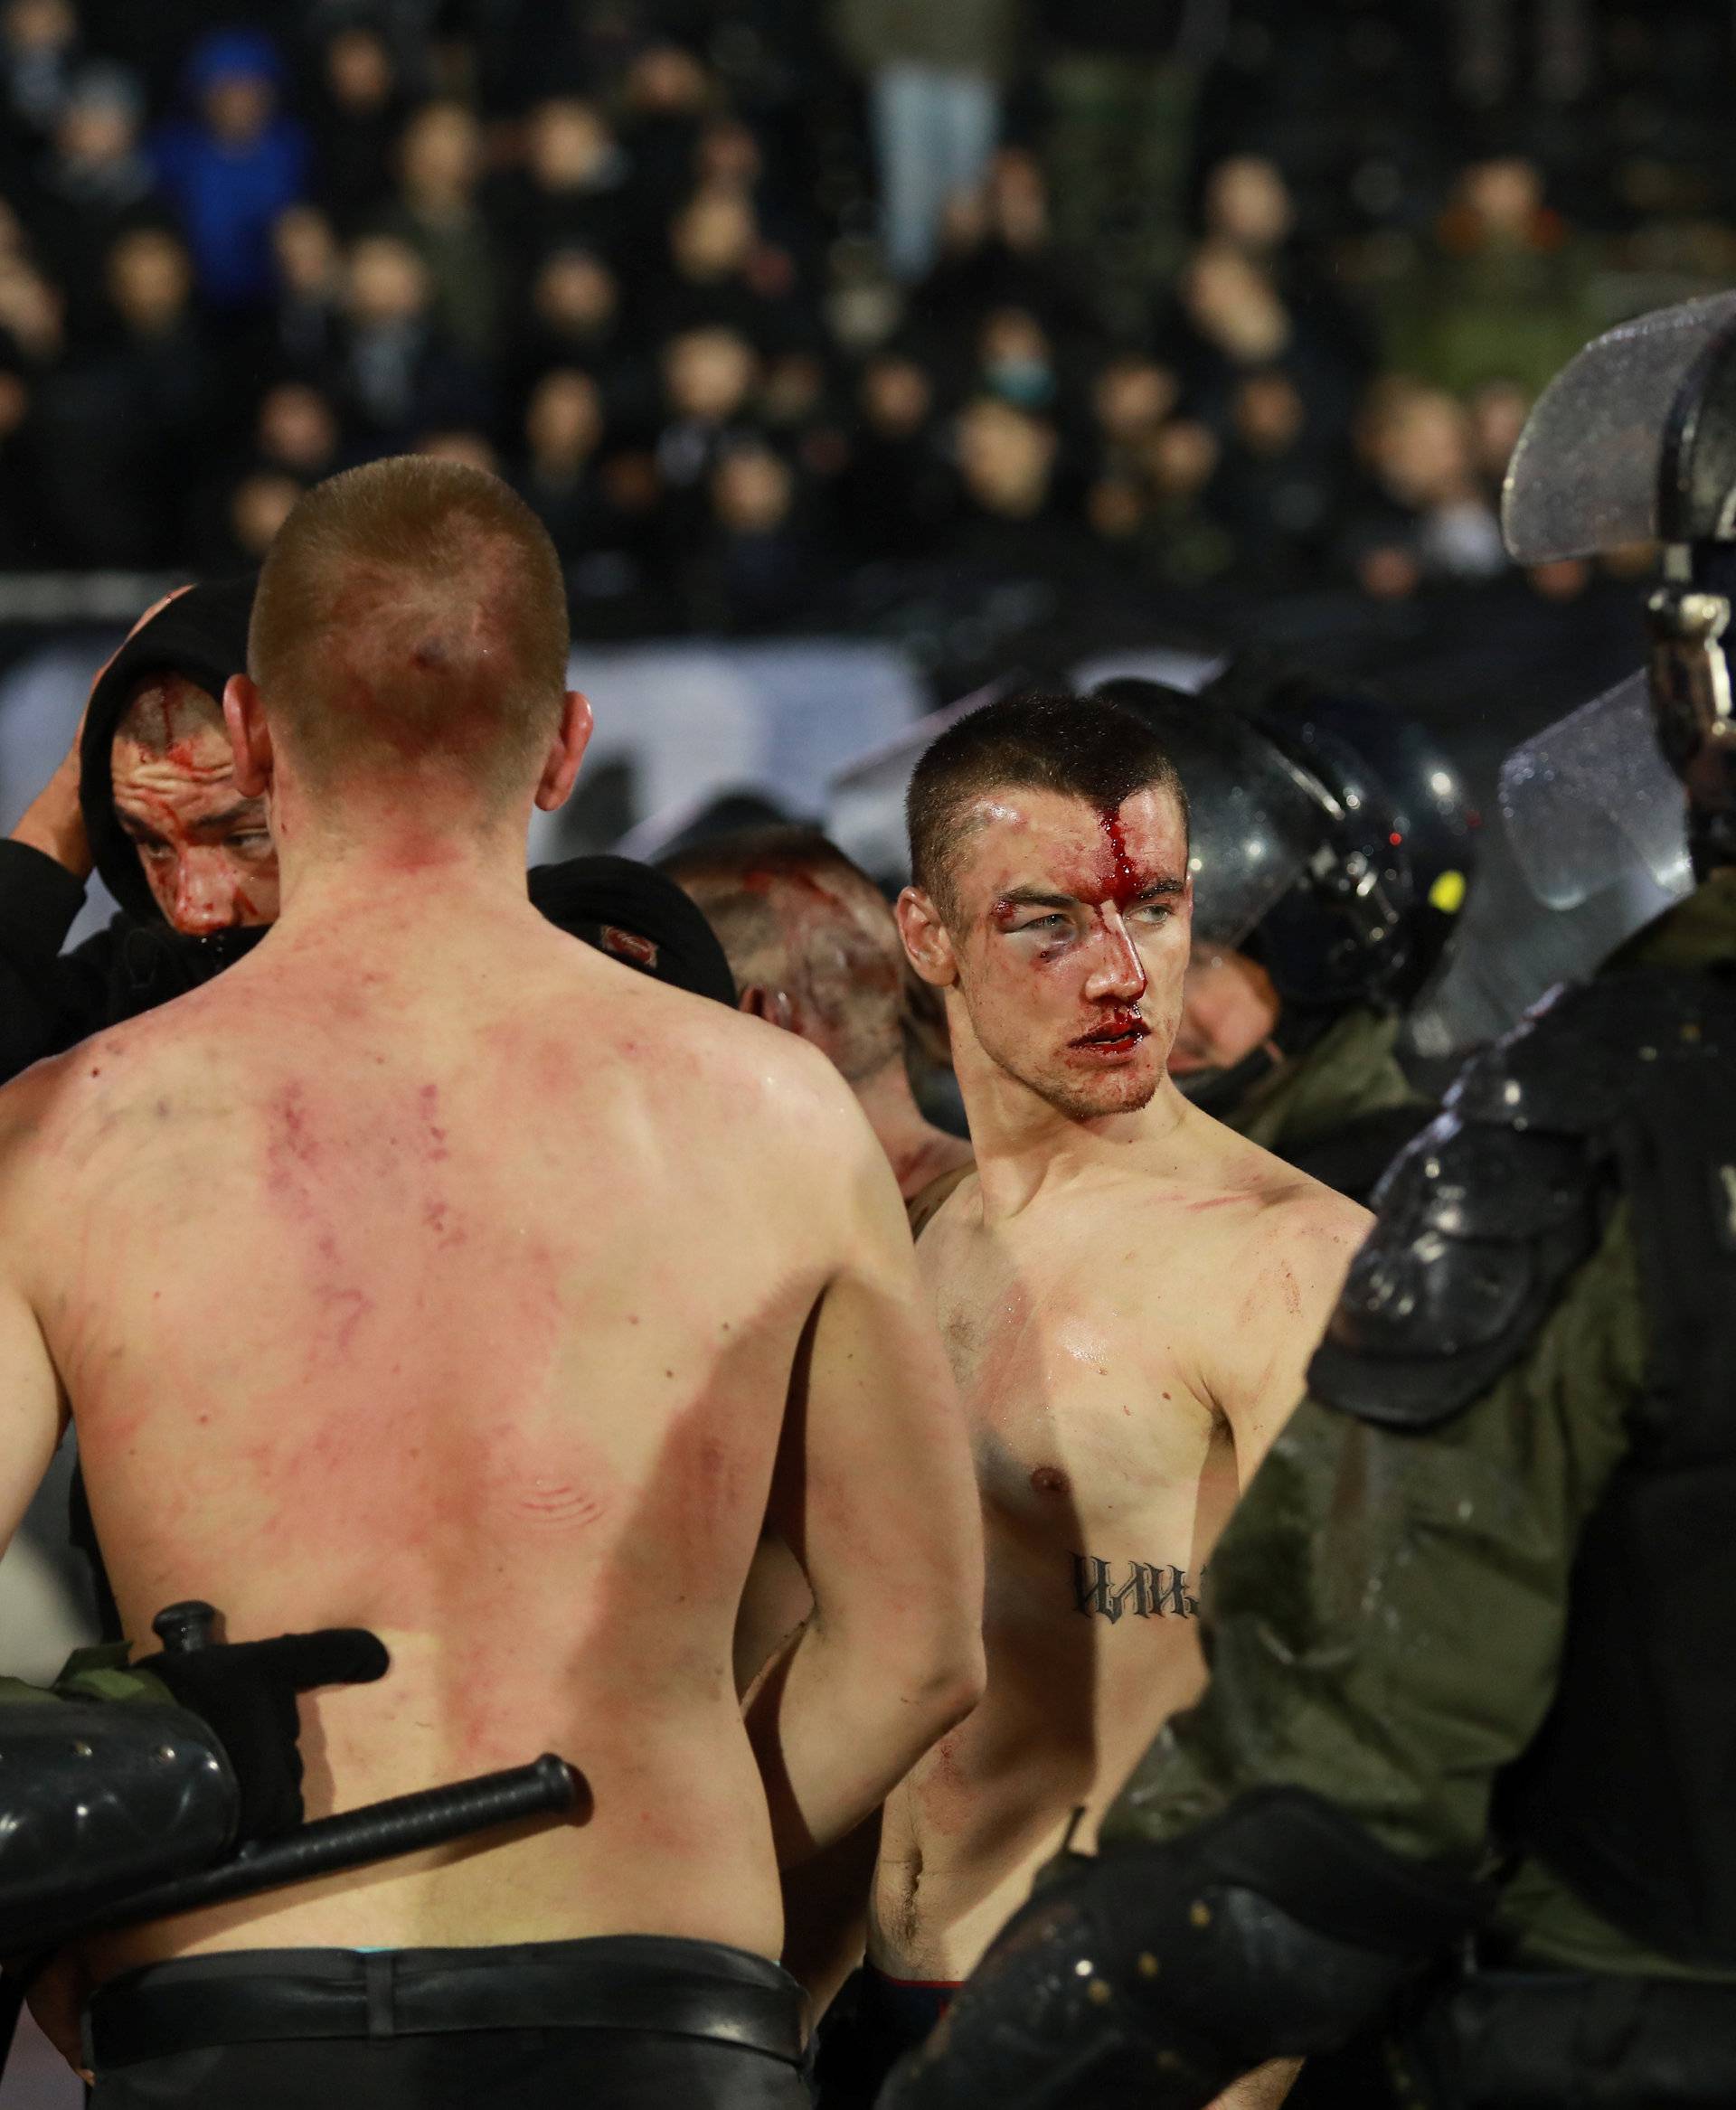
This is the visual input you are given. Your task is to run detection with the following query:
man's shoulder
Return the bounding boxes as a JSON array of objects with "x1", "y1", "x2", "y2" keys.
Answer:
[
  {"x1": 0, "y1": 1031, "x2": 126, "y2": 1215},
  {"x1": 0, "y1": 1006, "x2": 199, "y2": 1162},
  {"x1": 671, "y1": 993, "x2": 870, "y2": 1124},
  {"x1": 1218, "y1": 1163, "x2": 1373, "y2": 1338},
  {"x1": 1180, "y1": 1105, "x2": 1373, "y2": 1253},
  {"x1": 1252, "y1": 1160, "x2": 1374, "y2": 1254},
  {"x1": 619, "y1": 989, "x2": 888, "y2": 1193}
]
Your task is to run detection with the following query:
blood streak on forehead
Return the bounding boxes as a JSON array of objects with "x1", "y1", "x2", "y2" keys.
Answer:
[
  {"x1": 1098, "y1": 805, "x2": 1141, "y2": 909},
  {"x1": 116, "y1": 674, "x2": 224, "y2": 758},
  {"x1": 966, "y1": 785, "x2": 1184, "y2": 925}
]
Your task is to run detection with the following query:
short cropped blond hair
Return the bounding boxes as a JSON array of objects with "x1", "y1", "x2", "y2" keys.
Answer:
[{"x1": 250, "y1": 457, "x2": 570, "y2": 807}]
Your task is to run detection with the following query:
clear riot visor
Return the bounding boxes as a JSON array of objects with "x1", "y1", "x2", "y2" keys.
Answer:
[
  {"x1": 1503, "y1": 292, "x2": 1736, "y2": 562},
  {"x1": 1497, "y1": 670, "x2": 1693, "y2": 910}
]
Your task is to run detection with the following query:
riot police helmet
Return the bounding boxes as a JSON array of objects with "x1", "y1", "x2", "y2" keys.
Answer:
[
  {"x1": 1201, "y1": 656, "x2": 1479, "y2": 1006},
  {"x1": 1092, "y1": 676, "x2": 1416, "y2": 1011}
]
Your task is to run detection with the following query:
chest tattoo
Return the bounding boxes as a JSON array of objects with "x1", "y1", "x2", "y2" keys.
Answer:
[{"x1": 1071, "y1": 1552, "x2": 1201, "y2": 1624}]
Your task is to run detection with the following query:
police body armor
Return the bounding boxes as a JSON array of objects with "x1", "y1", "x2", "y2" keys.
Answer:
[
  {"x1": 1496, "y1": 974, "x2": 1736, "y2": 1965},
  {"x1": 1308, "y1": 960, "x2": 1736, "y2": 2104}
]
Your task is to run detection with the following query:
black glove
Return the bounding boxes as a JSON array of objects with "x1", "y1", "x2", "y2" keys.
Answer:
[
  {"x1": 879, "y1": 1817, "x2": 1439, "y2": 2110},
  {"x1": 137, "y1": 1623, "x2": 390, "y2": 1842}
]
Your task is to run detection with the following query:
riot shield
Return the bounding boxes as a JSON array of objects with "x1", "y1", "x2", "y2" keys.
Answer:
[
  {"x1": 1504, "y1": 292, "x2": 1736, "y2": 563},
  {"x1": 1496, "y1": 670, "x2": 1693, "y2": 911}
]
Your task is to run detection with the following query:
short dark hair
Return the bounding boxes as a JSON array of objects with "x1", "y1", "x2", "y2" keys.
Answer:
[{"x1": 906, "y1": 687, "x2": 1189, "y2": 920}]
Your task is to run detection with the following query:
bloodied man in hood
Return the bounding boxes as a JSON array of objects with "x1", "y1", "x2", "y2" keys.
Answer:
[{"x1": 108, "y1": 667, "x2": 280, "y2": 933}]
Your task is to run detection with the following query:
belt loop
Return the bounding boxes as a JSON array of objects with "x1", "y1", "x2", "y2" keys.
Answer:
[{"x1": 363, "y1": 1952, "x2": 397, "y2": 2039}]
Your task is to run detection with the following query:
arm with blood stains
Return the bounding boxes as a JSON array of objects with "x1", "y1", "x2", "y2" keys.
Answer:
[
  {"x1": 746, "y1": 1100, "x2": 986, "y2": 1868},
  {"x1": 1207, "y1": 1188, "x2": 1372, "y2": 1486}
]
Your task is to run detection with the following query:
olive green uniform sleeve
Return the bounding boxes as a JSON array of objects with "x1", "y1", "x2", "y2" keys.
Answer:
[
  {"x1": 0, "y1": 1644, "x2": 174, "y2": 1711},
  {"x1": 1103, "y1": 1204, "x2": 1643, "y2": 1871},
  {"x1": 1229, "y1": 1006, "x2": 1423, "y2": 1157}
]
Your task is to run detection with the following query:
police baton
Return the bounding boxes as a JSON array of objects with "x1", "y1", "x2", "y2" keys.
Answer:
[
  {"x1": 0, "y1": 1752, "x2": 580, "y2": 2077},
  {"x1": 53, "y1": 1749, "x2": 579, "y2": 1951}
]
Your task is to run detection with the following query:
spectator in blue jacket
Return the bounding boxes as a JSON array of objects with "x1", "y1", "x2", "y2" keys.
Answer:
[{"x1": 150, "y1": 26, "x2": 307, "y2": 311}]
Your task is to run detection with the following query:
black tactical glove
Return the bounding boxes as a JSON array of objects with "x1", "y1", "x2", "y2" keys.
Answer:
[
  {"x1": 879, "y1": 1798, "x2": 1466, "y2": 2110},
  {"x1": 136, "y1": 1614, "x2": 389, "y2": 1841}
]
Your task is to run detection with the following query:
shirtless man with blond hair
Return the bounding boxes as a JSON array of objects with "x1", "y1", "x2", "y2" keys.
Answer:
[
  {"x1": 848, "y1": 689, "x2": 1370, "y2": 2106},
  {"x1": 0, "y1": 457, "x2": 985, "y2": 2109}
]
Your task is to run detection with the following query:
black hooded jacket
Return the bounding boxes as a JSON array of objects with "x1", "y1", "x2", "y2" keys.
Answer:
[{"x1": 0, "y1": 577, "x2": 262, "y2": 1085}]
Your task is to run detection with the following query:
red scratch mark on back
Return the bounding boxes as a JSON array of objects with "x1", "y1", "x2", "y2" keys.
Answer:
[
  {"x1": 419, "y1": 1083, "x2": 449, "y2": 1161},
  {"x1": 516, "y1": 1482, "x2": 609, "y2": 1530}
]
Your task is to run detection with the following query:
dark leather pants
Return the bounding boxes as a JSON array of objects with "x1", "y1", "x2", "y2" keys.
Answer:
[{"x1": 84, "y1": 1934, "x2": 812, "y2": 2109}]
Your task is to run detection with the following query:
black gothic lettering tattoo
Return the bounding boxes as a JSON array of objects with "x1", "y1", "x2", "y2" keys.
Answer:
[{"x1": 1071, "y1": 1552, "x2": 1201, "y2": 1623}]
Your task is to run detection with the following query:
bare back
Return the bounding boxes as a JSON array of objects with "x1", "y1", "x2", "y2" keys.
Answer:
[
  {"x1": 3, "y1": 905, "x2": 892, "y2": 1973},
  {"x1": 873, "y1": 1104, "x2": 1368, "y2": 1979}
]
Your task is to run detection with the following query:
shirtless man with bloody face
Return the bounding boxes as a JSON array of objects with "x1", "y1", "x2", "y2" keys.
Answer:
[
  {"x1": 0, "y1": 458, "x2": 985, "y2": 2110},
  {"x1": 854, "y1": 692, "x2": 1369, "y2": 2106}
]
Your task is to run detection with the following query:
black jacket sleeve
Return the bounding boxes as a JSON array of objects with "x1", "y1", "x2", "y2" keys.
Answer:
[{"x1": 0, "y1": 838, "x2": 122, "y2": 1079}]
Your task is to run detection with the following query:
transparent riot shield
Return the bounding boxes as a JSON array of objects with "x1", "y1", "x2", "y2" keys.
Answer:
[
  {"x1": 1504, "y1": 292, "x2": 1736, "y2": 563},
  {"x1": 1496, "y1": 670, "x2": 1693, "y2": 910}
]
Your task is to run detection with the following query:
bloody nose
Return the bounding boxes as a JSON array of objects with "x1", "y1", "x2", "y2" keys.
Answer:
[{"x1": 172, "y1": 854, "x2": 245, "y2": 935}]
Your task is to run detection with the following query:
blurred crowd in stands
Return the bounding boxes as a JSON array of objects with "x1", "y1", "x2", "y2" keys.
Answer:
[{"x1": 0, "y1": 0, "x2": 1729, "y2": 636}]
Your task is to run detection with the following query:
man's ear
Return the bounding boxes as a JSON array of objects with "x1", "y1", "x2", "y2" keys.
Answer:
[
  {"x1": 535, "y1": 690, "x2": 593, "y2": 813},
  {"x1": 896, "y1": 885, "x2": 958, "y2": 987},
  {"x1": 222, "y1": 674, "x2": 273, "y2": 799},
  {"x1": 739, "y1": 984, "x2": 796, "y2": 1033}
]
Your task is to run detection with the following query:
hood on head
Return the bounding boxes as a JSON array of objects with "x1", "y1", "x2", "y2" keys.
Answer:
[
  {"x1": 80, "y1": 575, "x2": 258, "y2": 927},
  {"x1": 184, "y1": 27, "x2": 284, "y2": 101}
]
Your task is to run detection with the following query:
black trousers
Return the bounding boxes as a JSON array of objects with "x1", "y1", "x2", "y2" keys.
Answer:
[
  {"x1": 812, "y1": 1966, "x2": 956, "y2": 2109},
  {"x1": 83, "y1": 1935, "x2": 812, "y2": 2109}
]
